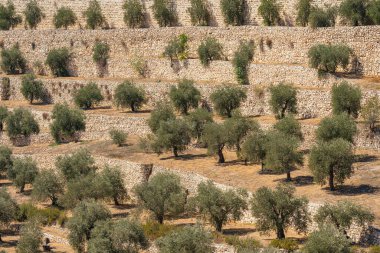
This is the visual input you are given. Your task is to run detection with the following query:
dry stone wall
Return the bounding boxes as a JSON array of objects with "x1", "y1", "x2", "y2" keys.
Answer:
[
  {"x1": 1, "y1": 26, "x2": 380, "y2": 77},
  {"x1": 0, "y1": 0, "x2": 343, "y2": 29}
]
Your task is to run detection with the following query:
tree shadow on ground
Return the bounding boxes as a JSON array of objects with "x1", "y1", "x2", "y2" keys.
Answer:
[
  {"x1": 160, "y1": 153, "x2": 208, "y2": 161},
  {"x1": 326, "y1": 184, "x2": 379, "y2": 196},
  {"x1": 222, "y1": 227, "x2": 256, "y2": 236},
  {"x1": 0, "y1": 181, "x2": 12, "y2": 187},
  {"x1": 354, "y1": 154, "x2": 378, "y2": 163},
  {"x1": 293, "y1": 176, "x2": 314, "y2": 186},
  {"x1": 121, "y1": 109, "x2": 151, "y2": 114}
]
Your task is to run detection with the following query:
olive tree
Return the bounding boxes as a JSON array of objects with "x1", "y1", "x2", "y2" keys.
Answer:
[
  {"x1": 194, "y1": 181, "x2": 248, "y2": 232},
  {"x1": 134, "y1": 172, "x2": 186, "y2": 224},
  {"x1": 308, "y1": 44, "x2": 352, "y2": 74},
  {"x1": 6, "y1": 108, "x2": 40, "y2": 142},
  {"x1": 0, "y1": 189, "x2": 18, "y2": 242},
  {"x1": 339, "y1": 0, "x2": 370, "y2": 26},
  {"x1": 84, "y1": 0, "x2": 105, "y2": 29},
  {"x1": 152, "y1": 119, "x2": 192, "y2": 157},
  {"x1": 220, "y1": 0, "x2": 245, "y2": 26},
  {"x1": 123, "y1": 0, "x2": 145, "y2": 28},
  {"x1": 0, "y1": 145, "x2": 12, "y2": 176},
  {"x1": 23, "y1": 0, "x2": 45, "y2": 29},
  {"x1": 203, "y1": 122, "x2": 228, "y2": 163},
  {"x1": 269, "y1": 83, "x2": 297, "y2": 119},
  {"x1": 186, "y1": 108, "x2": 213, "y2": 144},
  {"x1": 241, "y1": 130, "x2": 267, "y2": 170},
  {"x1": 1, "y1": 44, "x2": 26, "y2": 74},
  {"x1": 21, "y1": 74, "x2": 45, "y2": 104},
  {"x1": 148, "y1": 102, "x2": 176, "y2": 133},
  {"x1": 98, "y1": 166, "x2": 128, "y2": 205},
  {"x1": 0, "y1": 106, "x2": 8, "y2": 131},
  {"x1": 309, "y1": 138, "x2": 354, "y2": 191},
  {"x1": 152, "y1": 0, "x2": 177, "y2": 27},
  {"x1": 55, "y1": 148, "x2": 96, "y2": 181},
  {"x1": 210, "y1": 86, "x2": 247, "y2": 118},
  {"x1": 67, "y1": 200, "x2": 112, "y2": 252},
  {"x1": 197, "y1": 37, "x2": 223, "y2": 67},
  {"x1": 188, "y1": 0, "x2": 210, "y2": 26},
  {"x1": 314, "y1": 201, "x2": 374, "y2": 237},
  {"x1": 362, "y1": 95, "x2": 380, "y2": 133},
  {"x1": 169, "y1": 79, "x2": 201, "y2": 115},
  {"x1": 316, "y1": 114, "x2": 357, "y2": 143},
  {"x1": 45, "y1": 47, "x2": 71, "y2": 77},
  {"x1": 368, "y1": 0, "x2": 380, "y2": 24},
  {"x1": 331, "y1": 81, "x2": 362, "y2": 118},
  {"x1": 0, "y1": 0, "x2": 22, "y2": 30},
  {"x1": 250, "y1": 184, "x2": 310, "y2": 239},
  {"x1": 31, "y1": 170, "x2": 64, "y2": 206},
  {"x1": 109, "y1": 129, "x2": 128, "y2": 147},
  {"x1": 92, "y1": 41, "x2": 110, "y2": 77},
  {"x1": 309, "y1": 6, "x2": 337, "y2": 28},
  {"x1": 16, "y1": 221, "x2": 43, "y2": 253},
  {"x1": 273, "y1": 115, "x2": 303, "y2": 141},
  {"x1": 54, "y1": 7, "x2": 77, "y2": 29},
  {"x1": 296, "y1": 0, "x2": 311, "y2": 26},
  {"x1": 7, "y1": 157, "x2": 38, "y2": 193},
  {"x1": 73, "y1": 82, "x2": 104, "y2": 109},
  {"x1": 114, "y1": 81, "x2": 146, "y2": 112},
  {"x1": 258, "y1": 0, "x2": 280, "y2": 26},
  {"x1": 264, "y1": 131, "x2": 303, "y2": 181},
  {"x1": 50, "y1": 103, "x2": 86, "y2": 143},
  {"x1": 232, "y1": 40, "x2": 255, "y2": 85}
]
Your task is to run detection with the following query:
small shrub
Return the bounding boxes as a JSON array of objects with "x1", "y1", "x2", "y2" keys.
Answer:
[
  {"x1": 73, "y1": 82, "x2": 104, "y2": 109},
  {"x1": 6, "y1": 108, "x2": 40, "y2": 141},
  {"x1": 225, "y1": 236, "x2": 262, "y2": 252},
  {"x1": 123, "y1": 0, "x2": 145, "y2": 28},
  {"x1": 368, "y1": 0, "x2": 380, "y2": 24},
  {"x1": 210, "y1": 85, "x2": 247, "y2": 118},
  {"x1": 21, "y1": 74, "x2": 45, "y2": 104},
  {"x1": 258, "y1": 0, "x2": 280, "y2": 26},
  {"x1": 1, "y1": 77, "x2": 11, "y2": 100},
  {"x1": 109, "y1": 129, "x2": 128, "y2": 146},
  {"x1": 188, "y1": 0, "x2": 210, "y2": 26},
  {"x1": 143, "y1": 220, "x2": 177, "y2": 240},
  {"x1": 83, "y1": 0, "x2": 105, "y2": 29},
  {"x1": 370, "y1": 246, "x2": 380, "y2": 253},
  {"x1": 92, "y1": 41, "x2": 110, "y2": 68},
  {"x1": 296, "y1": 0, "x2": 311, "y2": 26},
  {"x1": 0, "y1": 0, "x2": 22, "y2": 30},
  {"x1": 220, "y1": 0, "x2": 245, "y2": 26},
  {"x1": 163, "y1": 33, "x2": 189, "y2": 61},
  {"x1": 198, "y1": 37, "x2": 223, "y2": 67},
  {"x1": 152, "y1": 0, "x2": 177, "y2": 27},
  {"x1": 169, "y1": 79, "x2": 201, "y2": 115},
  {"x1": 54, "y1": 7, "x2": 77, "y2": 29},
  {"x1": 232, "y1": 40, "x2": 255, "y2": 85},
  {"x1": 269, "y1": 238, "x2": 299, "y2": 251},
  {"x1": 1, "y1": 44, "x2": 27, "y2": 74},
  {"x1": 23, "y1": 0, "x2": 45, "y2": 29},
  {"x1": 362, "y1": 95, "x2": 380, "y2": 133},
  {"x1": 45, "y1": 47, "x2": 71, "y2": 77},
  {"x1": 339, "y1": 0, "x2": 370, "y2": 26},
  {"x1": 308, "y1": 44, "x2": 352, "y2": 74},
  {"x1": 130, "y1": 57, "x2": 148, "y2": 77},
  {"x1": 114, "y1": 80, "x2": 146, "y2": 112},
  {"x1": 309, "y1": 6, "x2": 337, "y2": 28}
]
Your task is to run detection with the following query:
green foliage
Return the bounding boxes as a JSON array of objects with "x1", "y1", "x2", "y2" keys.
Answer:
[
  {"x1": 109, "y1": 129, "x2": 128, "y2": 147},
  {"x1": 308, "y1": 44, "x2": 352, "y2": 74},
  {"x1": 296, "y1": 0, "x2": 311, "y2": 26},
  {"x1": 0, "y1": 189, "x2": 18, "y2": 226},
  {"x1": 17, "y1": 203, "x2": 65, "y2": 226},
  {"x1": 273, "y1": 115, "x2": 303, "y2": 141},
  {"x1": 362, "y1": 95, "x2": 380, "y2": 133},
  {"x1": 157, "y1": 225, "x2": 213, "y2": 253},
  {"x1": 258, "y1": 0, "x2": 280, "y2": 26},
  {"x1": 309, "y1": 138, "x2": 354, "y2": 191},
  {"x1": 148, "y1": 102, "x2": 176, "y2": 133},
  {"x1": 314, "y1": 201, "x2": 374, "y2": 235},
  {"x1": 210, "y1": 86, "x2": 247, "y2": 117},
  {"x1": 0, "y1": 106, "x2": 8, "y2": 131},
  {"x1": 186, "y1": 108, "x2": 213, "y2": 143},
  {"x1": 45, "y1": 47, "x2": 71, "y2": 77},
  {"x1": 142, "y1": 220, "x2": 177, "y2": 240},
  {"x1": 73, "y1": 82, "x2": 104, "y2": 109},
  {"x1": 114, "y1": 80, "x2": 146, "y2": 112},
  {"x1": 1, "y1": 44, "x2": 26, "y2": 74},
  {"x1": 250, "y1": 184, "x2": 309, "y2": 239},
  {"x1": 269, "y1": 238, "x2": 299, "y2": 251},
  {"x1": 134, "y1": 172, "x2": 186, "y2": 224},
  {"x1": 98, "y1": 166, "x2": 128, "y2": 205},
  {"x1": 369, "y1": 246, "x2": 380, "y2": 253},
  {"x1": 224, "y1": 236, "x2": 262, "y2": 253},
  {"x1": 220, "y1": 0, "x2": 245, "y2": 25},
  {"x1": 233, "y1": 40, "x2": 255, "y2": 85},
  {"x1": 188, "y1": 0, "x2": 210, "y2": 26},
  {"x1": 16, "y1": 221, "x2": 43, "y2": 253},
  {"x1": 31, "y1": 170, "x2": 64, "y2": 206},
  {"x1": 169, "y1": 79, "x2": 201, "y2": 115},
  {"x1": 368, "y1": 0, "x2": 380, "y2": 24},
  {"x1": 56, "y1": 148, "x2": 96, "y2": 181},
  {"x1": 163, "y1": 33, "x2": 189, "y2": 61},
  {"x1": 50, "y1": 103, "x2": 86, "y2": 143},
  {"x1": 331, "y1": 81, "x2": 362, "y2": 118},
  {"x1": 269, "y1": 83, "x2": 297, "y2": 119},
  {"x1": 88, "y1": 219, "x2": 148, "y2": 253},
  {"x1": 84, "y1": 0, "x2": 105, "y2": 29},
  {"x1": 1, "y1": 77, "x2": 11, "y2": 100},
  {"x1": 0, "y1": 145, "x2": 12, "y2": 175},
  {"x1": 316, "y1": 114, "x2": 357, "y2": 143},
  {"x1": 264, "y1": 131, "x2": 303, "y2": 181},
  {"x1": 308, "y1": 5, "x2": 337, "y2": 28},
  {"x1": 8, "y1": 157, "x2": 38, "y2": 193},
  {"x1": 241, "y1": 130, "x2": 267, "y2": 170},
  {"x1": 198, "y1": 37, "x2": 223, "y2": 67},
  {"x1": 203, "y1": 122, "x2": 228, "y2": 163},
  {"x1": 54, "y1": 7, "x2": 77, "y2": 29},
  {"x1": 339, "y1": 0, "x2": 370, "y2": 26},
  {"x1": 123, "y1": 0, "x2": 145, "y2": 28},
  {"x1": 21, "y1": 74, "x2": 45, "y2": 104},
  {"x1": 0, "y1": 0, "x2": 22, "y2": 30},
  {"x1": 6, "y1": 108, "x2": 40, "y2": 140},
  {"x1": 92, "y1": 41, "x2": 110, "y2": 68},
  {"x1": 194, "y1": 181, "x2": 248, "y2": 232},
  {"x1": 23, "y1": 0, "x2": 44, "y2": 29},
  {"x1": 67, "y1": 200, "x2": 111, "y2": 252},
  {"x1": 130, "y1": 56, "x2": 148, "y2": 77},
  {"x1": 152, "y1": 119, "x2": 192, "y2": 157},
  {"x1": 152, "y1": 0, "x2": 177, "y2": 27},
  {"x1": 303, "y1": 224, "x2": 351, "y2": 253}
]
